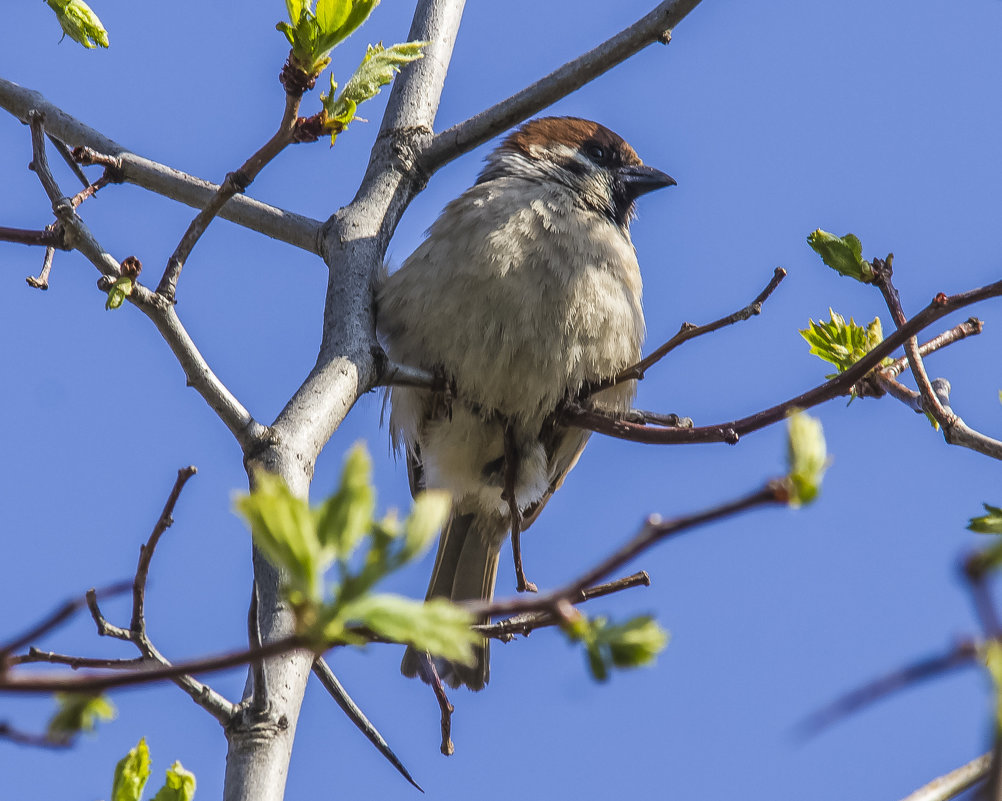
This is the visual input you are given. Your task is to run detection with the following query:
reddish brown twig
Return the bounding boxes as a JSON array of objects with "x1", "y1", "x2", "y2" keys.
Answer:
[
  {"x1": 0, "y1": 722, "x2": 73, "y2": 749},
  {"x1": 0, "y1": 582, "x2": 132, "y2": 666},
  {"x1": 156, "y1": 91, "x2": 303, "y2": 301},
  {"x1": 796, "y1": 640, "x2": 981, "y2": 737},
  {"x1": 562, "y1": 279, "x2": 1002, "y2": 446},
  {"x1": 610, "y1": 266, "x2": 787, "y2": 388}
]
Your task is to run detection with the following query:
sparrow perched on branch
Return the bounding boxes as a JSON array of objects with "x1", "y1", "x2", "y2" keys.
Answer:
[{"x1": 378, "y1": 116, "x2": 675, "y2": 690}]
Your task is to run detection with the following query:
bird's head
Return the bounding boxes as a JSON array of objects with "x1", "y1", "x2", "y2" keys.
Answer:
[{"x1": 476, "y1": 116, "x2": 676, "y2": 229}]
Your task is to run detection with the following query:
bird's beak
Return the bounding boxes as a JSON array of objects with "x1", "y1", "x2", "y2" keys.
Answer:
[{"x1": 617, "y1": 164, "x2": 677, "y2": 198}]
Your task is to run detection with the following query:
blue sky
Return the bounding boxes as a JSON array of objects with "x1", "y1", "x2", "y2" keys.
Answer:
[{"x1": 2, "y1": 1, "x2": 1002, "y2": 799}]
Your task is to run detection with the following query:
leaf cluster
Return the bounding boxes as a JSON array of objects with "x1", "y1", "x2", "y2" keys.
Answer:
[
  {"x1": 785, "y1": 410, "x2": 829, "y2": 507},
  {"x1": 47, "y1": 692, "x2": 115, "y2": 741},
  {"x1": 320, "y1": 42, "x2": 427, "y2": 143},
  {"x1": 45, "y1": 0, "x2": 109, "y2": 49},
  {"x1": 800, "y1": 310, "x2": 887, "y2": 381},
  {"x1": 234, "y1": 443, "x2": 477, "y2": 667},
  {"x1": 111, "y1": 739, "x2": 195, "y2": 801},
  {"x1": 278, "y1": 0, "x2": 379, "y2": 77},
  {"x1": 563, "y1": 613, "x2": 669, "y2": 682},
  {"x1": 807, "y1": 229, "x2": 875, "y2": 283}
]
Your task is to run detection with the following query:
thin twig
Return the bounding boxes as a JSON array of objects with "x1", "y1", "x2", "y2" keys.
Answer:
[
  {"x1": 132, "y1": 466, "x2": 198, "y2": 635},
  {"x1": 156, "y1": 92, "x2": 303, "y2": 300},
  {"x1": 560, "y1": 279, "x2": 1002, "y2": 445},
  {"x1": 26, "y1": 245, "x2": 56, "y2": 289},
  {"x1": 477, "y1": 571, "x2": 651, "y2": 640},
  {"x1": 311, "y1": 657, "x2": 422, "y2": 791},
  {"x1": 421, "y1": 0, "x2": 705, "y2": 171},
  {"x1": 25, "y1": 111, "x2": 268, "y2": 451},
  {"x1": 882, "y1": 318, "x2": 983, "y2": 379},
  {"x1": 609, "y1": 267, "x2": 787, "y2": 388},
  {"x1": 897, "y1": 752, "x2": 991, "y2": 801},
  {"x1": 475, "y1": 481, "x2": 788, "y2": 619},
  {"x1": 0, "y1": 582, "x2": 132, "y2": 663},
  {"x1": 0, "y1": 225, "x2": 66, "y2": 249},
  {"x1": 0, "y1": 79, "x2": 321, "y2": 252},
  {"x1": 46, "y1": 132, "x2": 90, "y2": 190},
  {"x1": 795, "y1": 640, "x2": 981, "y2": 737},
  {"x1": 0, "y1": 722, "x2": 73, "y2": 750},
  {"x1": 9, "y1": 648, "x2": 147, "y2": 671},
  {"x1": 873, "y1": 257, "x2": 1002, "y2": 460},
  {"x1": 413, "y1": 656, "x2": 454, "y2": 757}
]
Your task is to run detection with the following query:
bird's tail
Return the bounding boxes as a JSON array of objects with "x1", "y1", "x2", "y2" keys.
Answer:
[{"x1": 401, "y1": 511, "x2": 505, "y2": 691}]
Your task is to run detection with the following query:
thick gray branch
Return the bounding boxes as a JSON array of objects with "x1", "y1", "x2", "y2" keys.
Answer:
[
  {"x1": 422, "y1": 0, "x2": 704, "y2": 171},
  {"x1": 0, "y1": 78, "x2": 321, "y2": 253}
]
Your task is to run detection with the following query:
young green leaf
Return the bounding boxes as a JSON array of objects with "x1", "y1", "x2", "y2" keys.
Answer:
[
  {"x1": 112, "y1": 738, "x2": 151, "y2": 801},
  {"x1": 564, "y1": 613, "x2": 669, "y2": 682},
  {"x1": 45, "y1": 0, "x2": 109, "y2": 49},
  {"x1": 800, "y1": 310, "x2": 887, "y2": 383},
  {"x1": 47, "y1": 692, "x2": 116, "y2": 740},
  {"x1": 786, "y1": 410, "x2": 829, "y2": 507},
  {"x1": 234, "y1": 472, "x2": 326, "y2": 603},
  {"x1": 315, "y1": 0, "x2": 351, "y2": 36},
  {"x1": 807, "y1": 229, "x2": 875, "y2": 283},
  {"x1": 320, "y1": 41, "x2": 427, "y2": 142},
  {"x1": 105, "y1": 276, "x2": 134, "y2": 310},
  {"x1": 314, "y1": 443, "x2": 376, "y2": 562},
  {"x1": 401, "y1": 490, "x2": 450, "y2": 562},
  {"x1": 151, "y1": 761, "x2": 197, "y2": 801},
  {"x1": 604, "y1": 616, "x2": 670, "y2": 669},
  {"x1": 333, "y1": 594, "x2": 477, "y2": 665},
  {"x1": 984, "y1": 640, "x2": 1002, "y2": 731},
  {"x1": 969, "y1": 503, "x2": 1002, "y2": 535}
]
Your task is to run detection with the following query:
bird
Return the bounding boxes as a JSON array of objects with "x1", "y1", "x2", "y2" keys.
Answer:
[{"x1": 377, "y1": 116, "x2": 675, "y2": 690}]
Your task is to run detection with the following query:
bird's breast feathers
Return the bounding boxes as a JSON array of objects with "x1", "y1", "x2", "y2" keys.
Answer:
[{"x1": 380, "y1": 179, "x2": 646, "y2": 422}]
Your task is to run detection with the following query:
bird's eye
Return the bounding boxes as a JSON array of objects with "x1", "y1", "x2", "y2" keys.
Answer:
[{"x1": 587, "y1": 145, "x2": 606, "y2": 162}]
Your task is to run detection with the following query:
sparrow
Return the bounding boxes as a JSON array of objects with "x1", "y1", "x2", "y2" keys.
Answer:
[{"x1": 377, "y1": 116, "x2": 675, "y2": 690}]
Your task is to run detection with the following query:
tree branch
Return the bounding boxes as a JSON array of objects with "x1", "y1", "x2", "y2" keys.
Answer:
[
  {"x1": 421, "y1": 0, "x2": 705, "y2": 171},
  {"x1": 25, "y1": 112, "x2": 268, "y2": 452},
  {"x1": 873, "y1": 257, "x2": 1002, "y2": 461},
  {"x1": 561, "y1": 279, "x2": 1002, "y2": 445},
  {"x1": 898, "y1": 753, "x2": 991, "y2": 801},
  {"x1": 0, "y1": 78, "x2": 320, "y2": 252},
  {"x1": 311, "y1": 657, "x2": 422, "y2": 791},
  {"x1": 157, "y1": 91, "x2": 304, "y2": 300}
]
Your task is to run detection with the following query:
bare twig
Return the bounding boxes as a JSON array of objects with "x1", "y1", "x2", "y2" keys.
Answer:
[
  {"x1": 157, "y1": 92, "x2": 303, "y2": 300},
  {"x1": 46, "y1": 132, "x2": 90, "y2": 190},
  {"x1": 0, "y1": 224, "x2": 66, "y2": 249},
  {"x1": 609, "y1": 267, "x2": 787, "y2": 388},
  {"x1": 26, "y1": 245, "x2": 57, "y2": 289},
  {"x1": 79, "y1": 469, "x2": 238, "y2": 724},
  {"x1": 132, "y1": 466, "x2": 197, "y2": 635},
  {"x1": 897, "y1": 752, "x2": 991, "y2": 801},
  {"x1": 421, "y1": 0, "x2": 705, "y2": 171},
  {"x1": 478, "y1": 571, "x2": 651, "y2": 641},
  {"x1": 311, "y1": 657, "x2": 422, "y2": 791},
  {"x1": 560, "y1": 279, "x2": 1002, "y2": 445},
  {"x1": 0, "y1": 79, "x2": 320, "y2": 252},
  {"x1": 882, "y1": 318, "x2": 983, "y2": 380},
  {"x1": 25, "y1": 111, "x2": 268, "y2": 452},
  {"x1": 873, "y1": 257, "x2": 1002, "y2": 460},
  {"x1": 0, "y1": 582, "x2": 132, "y2": 664},
  {"x1": 796, "y1": 640, "x2": 981, "y2": 737},
  {"x1": 0, "y1": 722, "x2": 73, "y2": 749},
  {"x1": 412, "y1": 656, "x2": 455, "y2": 756},
  {"x1": 9, "y1": 649, "x2": 147, "y2": 671},
  {"x1": 476, "y1": 481, "x2": 788, "y2": 620}
]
